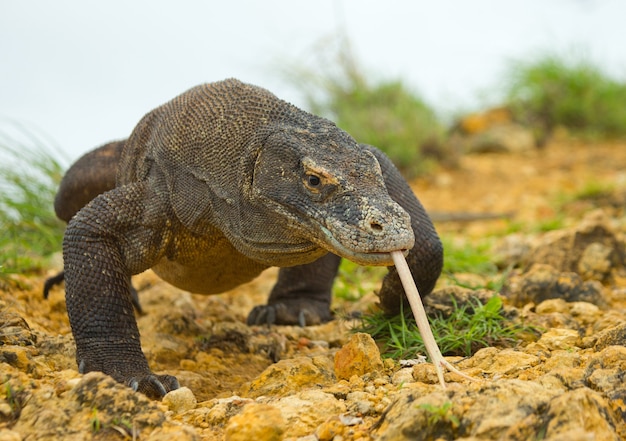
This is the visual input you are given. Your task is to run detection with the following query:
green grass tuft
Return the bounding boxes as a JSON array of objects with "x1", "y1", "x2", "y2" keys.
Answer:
[
  {"x1": 503, "y1": 51, "x2": 626, "y2": 142},
  {"x1": 0, "y1": 121, "x2": 66, "y2": 279},
  {"x1": 356, "y1": 295, "x2": 525, "y2": 359},
  {"x1": 571, "y1": 180, "x2": 617, "y2": 202},
  {"x1": 418, "y1": 401, "x2": 460, "y2": 428},
  {"x1": 2, "y1": 378, "x2": 28, "y2": 423}
]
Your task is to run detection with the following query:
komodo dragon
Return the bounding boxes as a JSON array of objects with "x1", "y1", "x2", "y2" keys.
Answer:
[{"x1": 53, "y1": 78, "x2": 443, "y2": 399}]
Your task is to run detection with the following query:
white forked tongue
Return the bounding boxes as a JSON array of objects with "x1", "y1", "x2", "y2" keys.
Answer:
[{"x1": 390, "y1": 250, "x2": 476, "y2": 388}]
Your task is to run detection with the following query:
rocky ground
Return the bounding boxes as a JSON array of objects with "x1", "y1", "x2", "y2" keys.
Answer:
[{"x1": 1, "y1": 136, "x2": 626, "y2": 440}]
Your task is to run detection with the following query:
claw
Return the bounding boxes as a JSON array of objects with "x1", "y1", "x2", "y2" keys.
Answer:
[
  {"x1": 129, "y1": 286, "x2": 144, "y2": 315},
  {"x1": 170, "y1": 376, "x2": 181, "y2": 390},
  {"x1": 247, "y1": 305, "x2": 278, "y2": 326},
  {"x1": 43, "y1": 271, "x2": 65, "y2": 299},
  {"x1": 127, "y1": 374, "x2": 178, "y2": 398},
  {"x1": 298, "y1": 310, "x2": 307, "y2": 327},
  {"x1": 147, "y1": 375, "x2": 168, "y2": 397},
  {"x1": 265, "y1": 306, "x2": 276, "y2": 325},
  {"x1": 78, "y1": 359, "x2": 86, "y2": 374},
  {"x1": 129, "y1": 378, "x2": 139, "y2": 392},
  {"x1": 247, "y1": 302, "x2": 329, "y2": 326},
  {"x1": 246, "y1": 306, "x2": 262, "y2": 325}
]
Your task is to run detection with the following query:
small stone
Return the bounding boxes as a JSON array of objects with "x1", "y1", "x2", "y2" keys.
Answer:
[
  {"x1": 0, "y1": 402, "x2": 14, "y2": 418},
  {"x1": 537, "y1": 328, "x2": 580, "y2": 351},
  {"x1": 204, "y1": 396, "x2": 252, "y2": 425},
  {"x1": 0, "y1": 312, "x2": 36, "y2": 346},
  {"x1": 346, "y1": 390, "x2": 374, "y2": 415},
  {"x1": 412, "y1": 362, "x2": 439, "y2": 384},
  {"x1": 334, "y1": 333, "x2": 383, "y2": 381},
  {"x1": 541, "y1": 350, "x2": 581, "y2": 372},
  {"x1": 224, "y1": 403, "x2": 285, "y2": 441},
  {"x1": 578, "y1": 242, "x2": 614, "y2": 281},
  {"x1": 162, "y1": 387, "x2": 197, "y2": 413},
  {"x1": 0, "y1": 429, "x2": 22, "y2": 441},
  {"x1": 467, "y1": 348, "x2": 540, "y2": 376},
  {"x1": 339, "y1": 414, "x2": 364, "y2": 426},
  {"x1": 391, "y1": 367, "x2": 415, "y2": 386},
  {"x1": 316, "y1": 416, "x2": 345, "y2": 441},
  {"x1": 65, "y1": 377, "x2": 82, "y2": 389},
  {"x1": 590, "y1": 345, "x2": 626, "y2": 367},
  {"x1": 586, "y1": 368, "x2": 621, "y2": 393},
  {"x1": 535, "y1": 299, "x2": 569, "y2": 314},
  {"x1": 0, "y1": 346, "x2": 32, "y2": 371},
  {"x1": 540, "y1": 367, "x2": 586, "y2": 390},
  {"x1": 569, "y1": 301, "x2": 601, "y2": 325},
  {"x1": 322, "y1": 381, "x2": 351, "y2": 400},
  {"x1": 593, "y1": 322, "x2": 626, "y2": 351}
]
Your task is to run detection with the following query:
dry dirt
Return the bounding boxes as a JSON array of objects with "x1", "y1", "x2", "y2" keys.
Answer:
[{"x1": 1, "y1": 137, "x2": 626, "y2": 440}]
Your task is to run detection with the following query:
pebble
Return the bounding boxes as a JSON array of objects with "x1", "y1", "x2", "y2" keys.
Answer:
[
  {"x1": 536, "y1": 328, "x2": 581, "y2": 350},
  {"x1": 163, "y1": 387, "x2": 197, "y2": 413},
  {"x1": 0, "y1": 429, "x2": 22, "y2": 441},
  {"x1": 391, "y1": 367, "x2": 414, "y2": 386},
  {"x1": 593, "y1": 322, "x2": 626, "y2": 350}
]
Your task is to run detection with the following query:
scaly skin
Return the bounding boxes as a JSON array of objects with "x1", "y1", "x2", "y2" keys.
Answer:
[{"x1": 57, "y1": 79, "x2": 443, "y2": 399}]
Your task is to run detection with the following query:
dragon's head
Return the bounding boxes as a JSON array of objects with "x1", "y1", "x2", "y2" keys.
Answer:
[{"x1": 246, "y1": 120, "x2": 414, "y2": 267}]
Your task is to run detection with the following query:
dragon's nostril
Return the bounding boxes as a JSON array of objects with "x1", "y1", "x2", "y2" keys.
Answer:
[{"x1": 370, "y1": 222, "x2": 383, "y2": 232}]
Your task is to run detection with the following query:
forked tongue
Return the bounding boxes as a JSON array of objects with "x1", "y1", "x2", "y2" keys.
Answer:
[{"x1": 390, "y1": 250, "x2": 476, "y2": 388}]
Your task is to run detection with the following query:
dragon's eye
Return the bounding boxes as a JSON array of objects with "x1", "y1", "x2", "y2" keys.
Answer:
[{"x1": 306, "y1": 174, "x2": 321, "y2": 187}]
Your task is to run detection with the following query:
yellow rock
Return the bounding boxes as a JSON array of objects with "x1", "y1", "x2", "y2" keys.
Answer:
[
  {"x1": 224, "y1": 403, "x2": 285, "y2": 441},
  {"x1": 162, "y1": 387, "x2": 197, "y2": 413},
  {"x1": 334, "y1": 333, "x2": 383, "y2": 381},
  {"x1": 537, "y1": 328, "x2": 580, "y2": 351},
  {"x1": 240, "y1": 356, "x2": 334, "y2": 398}
]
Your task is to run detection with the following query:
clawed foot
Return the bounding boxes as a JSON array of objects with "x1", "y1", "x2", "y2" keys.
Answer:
[
  {"x1": 127, "y1": 374, "x2": 180, "y2": 399},
  {"x1": 78, "y1": 360, "x2": 179, "y2": 399},
  {"x1": 247, "y1": 299, "x2": 333, "y2": 326}
]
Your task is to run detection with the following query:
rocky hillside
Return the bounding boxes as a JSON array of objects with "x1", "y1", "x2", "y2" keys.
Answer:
[{"x1": 1, "y1": 138, "x2": 626, "y2": 440}]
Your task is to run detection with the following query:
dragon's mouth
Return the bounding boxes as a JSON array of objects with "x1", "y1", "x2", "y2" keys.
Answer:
[{"x1": 317, "y1": 226, "x2": 411, "y2": 266}]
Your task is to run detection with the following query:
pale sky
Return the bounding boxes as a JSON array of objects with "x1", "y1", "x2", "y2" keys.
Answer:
[{"x1": 1, "y1": 0, "x2": 624, "y2": 162}]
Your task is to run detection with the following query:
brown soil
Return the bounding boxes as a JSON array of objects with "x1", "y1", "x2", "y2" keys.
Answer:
[{"x1": 416, "y1": 137, "x2": 626, "y2": 233}]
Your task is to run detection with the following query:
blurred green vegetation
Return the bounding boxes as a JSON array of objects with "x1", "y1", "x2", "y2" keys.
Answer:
[
  {"x1": 334, "y1": 258, "x2": 386, "y2": 302},
  {"x1": 286, "y1": 37, "x2": 447, "y2": 178},
  {"x1": 503, "y1": 52, "x2": 626, "y2": 144},
  {"x1": 441, "y1": 236, "x2": 498, "y2": 277},
  {"x1": 0, "y1": 122, "x2": 66, "y2": 281},
  {"x1": 289, "y1": 40, "x2": 626, "y2": 167}
]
